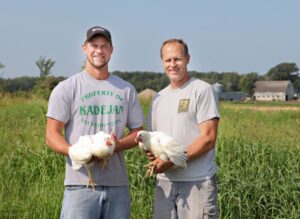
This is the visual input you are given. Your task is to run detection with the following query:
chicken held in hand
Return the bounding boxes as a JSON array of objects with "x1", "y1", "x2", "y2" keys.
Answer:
[
  {"x1": 136, "y1": 130, "x2": 187, "y2": 176},
  {"x1": 68, "y1": 131, "x2": 115, "y2": 191}
]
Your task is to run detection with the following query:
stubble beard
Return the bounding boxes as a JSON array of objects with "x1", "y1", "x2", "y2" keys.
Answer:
[
  {"x1": 87, "y1": 56, "x2": 110, "y2": 70},
  {"x1": 168, "y1": 71, "x2": 185, "y2": 82}
]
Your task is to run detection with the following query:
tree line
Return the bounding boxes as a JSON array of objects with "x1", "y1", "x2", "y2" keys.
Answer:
[{"x1": 0, "y1": 58, "x2": 299, "y2": 99}]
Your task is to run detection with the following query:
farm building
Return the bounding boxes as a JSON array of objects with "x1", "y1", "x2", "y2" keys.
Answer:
[
  {"x1": 213, "y1": 83, "x2": 248, "y2": 101},
  {"x1": 253, "y1": 80, "x2": 294, "y2": 101},
  {"x1": 219, "y1": 91, "x2": 248, "y2": 101}
]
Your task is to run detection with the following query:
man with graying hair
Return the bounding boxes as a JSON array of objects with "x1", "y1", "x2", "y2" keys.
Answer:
[
  {"x1": 146, "y1": 38, "x2": 220, "y2": 219},
  {"x1": 46, "y1": 26, "x2": 144, "y2": 219}
]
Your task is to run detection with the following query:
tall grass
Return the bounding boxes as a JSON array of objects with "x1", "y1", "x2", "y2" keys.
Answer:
[
  {"x1": 0, "y1": 96, "x2": 299, "y2": 218},
  {"x1": 0, "y1": 96, "x2": 64, "y2": 218},
  {"x1": 217, "y1": 138, "x2": 300, "y2": 218}
]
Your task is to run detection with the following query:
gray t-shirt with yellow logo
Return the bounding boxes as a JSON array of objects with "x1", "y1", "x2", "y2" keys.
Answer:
[
  {"x1": 47, "y1": 71, "x2": 144, "y2": 186},
  {"x1": 147, "y1": 77, "x2": 220, "y2": 181}
]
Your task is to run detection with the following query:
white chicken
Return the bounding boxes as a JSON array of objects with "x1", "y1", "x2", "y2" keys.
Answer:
[
  {"x1": 68, "y1": 131, "x2": 115, "y2": 191},
  {"x1": 136, "y1": 130, "x2": 187, "y2": 176}
]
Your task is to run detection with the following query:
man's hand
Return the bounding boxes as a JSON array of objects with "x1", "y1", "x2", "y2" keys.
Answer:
[
  {"x1": 110, "y1": 132, "x2": 121, "y2": 152},
  {"x1": 145, "y1": 151, "x2": 156, "y2": 161},
  {"x1": 111, "y1": 127, "x2": 143, "y2": 152},
  {"x1": 152, "y1": 157, "x2": 174, "y2": 174}
]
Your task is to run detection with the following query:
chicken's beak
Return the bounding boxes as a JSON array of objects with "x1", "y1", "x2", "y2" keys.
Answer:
[
  {"x1": 135, "y1": 135, "x2": 142, "y2": 143},
  {"x1": 106, "y1": 140, "x2": 113, "y2": 146}
]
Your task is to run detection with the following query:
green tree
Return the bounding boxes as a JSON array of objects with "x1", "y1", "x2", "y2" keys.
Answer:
[
  {"x1": 239, "y1": 72, "x2": 261, "y2": 95},
  {"x1": 4, "y1": 77, "x2": 38, "y2": 93},
  {"x1": 293, "y1": 77, "x2": 300, "y2": 94},
  {"x1": 221, "y1": 72, "x2": 241, "y2": 91},
  {"x1": 0, "y1": 62, "x2": 5, "y2": 92},
  {"x1": 265, "y1": 63, "x2": 299, "y2": 82},
  {"x1": 34, "y1": 56, "x2": 56, "y2": 99},
  {"x1": 36, "y1": 56, "x2": 55, "y2": 79},
  {"x1": 190, "y1": 71, "x2": 222, "y2": 85}
]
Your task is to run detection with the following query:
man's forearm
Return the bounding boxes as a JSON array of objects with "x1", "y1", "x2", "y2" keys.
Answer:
[
  {"x1": 187, "y1": 118, "x2": 219, "y2": 161},
  {"x1": 46, "y1": 130, "x2": 70, "y2": 156},
  {"x1": 116, "y1": 127, "x2": 143, "y2": 152},
  {"x1": 186, "y1": 136, "x2": 215, "y2": 161}
]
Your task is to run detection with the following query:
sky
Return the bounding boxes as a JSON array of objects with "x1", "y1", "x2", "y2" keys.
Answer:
[{"x1": 0, "y1": 0, "x2": 299, "y2": 78}]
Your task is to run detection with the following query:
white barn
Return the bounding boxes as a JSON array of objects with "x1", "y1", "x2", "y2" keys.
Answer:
[{"x1": 253, "y1": 81, "x2": 294, "y2": 101}]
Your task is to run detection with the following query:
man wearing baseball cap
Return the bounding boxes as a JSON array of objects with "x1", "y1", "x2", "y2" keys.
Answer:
[
  {"x1": 46, "y1": 26, "x2": 144, "y2": 218},
  {"x1": 85, "y1": 26, "x2": 112, "y2": 43}
]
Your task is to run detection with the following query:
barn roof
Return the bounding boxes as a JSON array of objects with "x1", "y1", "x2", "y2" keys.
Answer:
[{"x1": 254, "y1": 81, "x2": 291, "y2": 92}]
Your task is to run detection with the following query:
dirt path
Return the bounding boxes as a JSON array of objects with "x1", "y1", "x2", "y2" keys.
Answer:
[{"x1": 224, "y1": 105, "x2": 300, "y2": 111}]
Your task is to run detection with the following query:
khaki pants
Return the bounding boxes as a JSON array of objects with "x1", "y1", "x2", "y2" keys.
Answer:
[{"x1": 153, "y1": 175, "x2": 218, "y2": 219}]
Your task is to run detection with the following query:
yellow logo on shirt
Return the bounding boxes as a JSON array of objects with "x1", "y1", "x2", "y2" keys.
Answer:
[{"x1": 178, "y1": 99, "x2": 190, "y2": 113}]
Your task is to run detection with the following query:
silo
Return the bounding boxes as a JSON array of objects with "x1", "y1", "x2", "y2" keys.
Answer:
[
  {"x1": 213, "y1": 82, "x2": 223, "y2": 93},
  {"x1": 213, "y1": 82, "x2": 223, "y2": 99}
]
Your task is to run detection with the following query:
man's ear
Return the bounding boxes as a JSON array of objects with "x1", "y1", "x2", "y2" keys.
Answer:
[
  {"x1": 186, "y1": 54, "x2": 190, "y2": 64},
  {"x1": 82, "y1": 43, "x2": 87, "y2": 54}
]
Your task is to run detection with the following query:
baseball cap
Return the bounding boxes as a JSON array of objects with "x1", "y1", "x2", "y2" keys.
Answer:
[{"x1": 85, "y1": 26, "x2": 112, "y2": 43}]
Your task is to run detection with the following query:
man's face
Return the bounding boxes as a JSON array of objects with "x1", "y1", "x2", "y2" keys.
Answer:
[
  {"x1": 161, "y1": 42, "x2": 190, "y2": 84},
  {"x1": 83, "y1": 36, "x2": 113, "y2": 70}
]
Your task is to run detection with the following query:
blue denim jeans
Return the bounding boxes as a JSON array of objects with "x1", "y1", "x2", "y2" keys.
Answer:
[{"x1": 60, "y1": 185, "x2": 130, "y2": 219}]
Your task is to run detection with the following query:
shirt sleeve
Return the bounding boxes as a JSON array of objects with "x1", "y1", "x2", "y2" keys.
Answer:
[
  {"x1": 126, "y1": 86, "x2": 144, "y2": 129},
  {"x1": 196, "y1": 85, "x2": 220, "y2": 124},
  {"x1": 146, "y1": 103, "x2": 153, "y2": 131},
  {"x1": 46, "y1": 81, "x2": 71, "y2": 124},
  {"x1": 146, "y1": 94, "x2": 159, "y2": 131}
]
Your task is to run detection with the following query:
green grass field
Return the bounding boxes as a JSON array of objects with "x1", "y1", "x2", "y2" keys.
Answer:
[{"x1": 0, "y1": 95, "x2": 299, "y2": 218}]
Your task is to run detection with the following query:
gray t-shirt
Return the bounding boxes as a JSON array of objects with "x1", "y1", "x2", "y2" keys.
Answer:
[
  {"x1": 47, "y1": 71, "x2": 144, "y2": 186},
  {"x1": 147, "y1": 77, "x2": 220, "y2": 181}
]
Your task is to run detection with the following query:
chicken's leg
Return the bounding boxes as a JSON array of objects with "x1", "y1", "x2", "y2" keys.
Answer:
[
  {"x1": 84, "y1": 165, "x2": 96, "y2": 192},
  {"x1": 144, "y1": 162, "x2": 156, "y2": 177},
  {"x1": 99, "y1": 157, "x2": 109, "y2": 169}
]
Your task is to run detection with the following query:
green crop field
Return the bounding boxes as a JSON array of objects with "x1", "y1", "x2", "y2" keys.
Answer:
[{"x1": 0, "y1": 94, "x2": 299, "y2": 219}]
